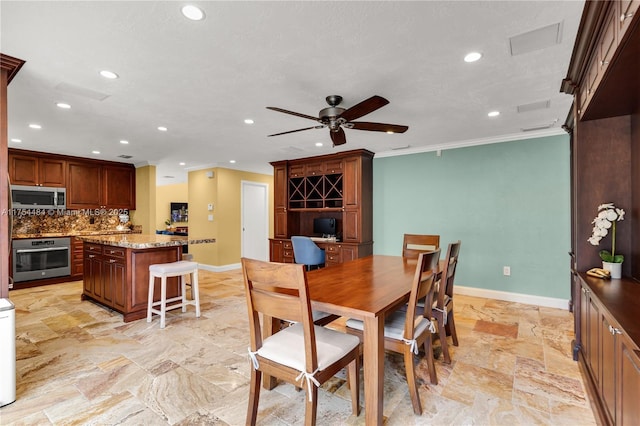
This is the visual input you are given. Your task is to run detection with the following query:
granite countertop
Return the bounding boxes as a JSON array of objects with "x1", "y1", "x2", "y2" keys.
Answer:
[
  {"x1": 13, "y1": 229, "x2": 135, "y2": 239},
  {"x1": 78, "y1": 234, "x2": 216, "y2": 249}
]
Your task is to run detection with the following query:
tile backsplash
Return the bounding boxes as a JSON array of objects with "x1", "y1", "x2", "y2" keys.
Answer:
[{"x1": 12, "y1": 210, "x2": 131, "y2": 235}]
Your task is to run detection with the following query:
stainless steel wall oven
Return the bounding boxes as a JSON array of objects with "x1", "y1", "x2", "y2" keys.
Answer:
[{"x1": 12, "y1": 238, "x2": 71, "y2": 282}]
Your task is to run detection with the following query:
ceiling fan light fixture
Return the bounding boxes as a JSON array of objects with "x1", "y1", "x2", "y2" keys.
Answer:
[
  {"x1": 464, "y1": 52, "x2": 482, "y2": 62},
  {"x1": 182, "y1": 5, "x2": 205, "y2": 21}
]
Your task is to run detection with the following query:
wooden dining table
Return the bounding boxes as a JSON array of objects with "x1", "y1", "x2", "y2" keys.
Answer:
[{"x1": 262, "y1": 254, "x2": 429, "y2": 426}]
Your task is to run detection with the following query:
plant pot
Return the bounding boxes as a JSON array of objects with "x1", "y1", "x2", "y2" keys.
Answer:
[{"x1": 602, "y1": 261, "x2": 622, "y2": 279}]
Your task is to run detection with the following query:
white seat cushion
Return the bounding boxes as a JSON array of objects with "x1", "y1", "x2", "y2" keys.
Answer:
[
  {"x1": 149, "y1": 260, "x2": 198, "y2": 275},
  {"x1": 346, "y1": 311, "x2": 431, "y2": 341},
  {"x1": 258, "y1": 323, "x2": 359, "y2": 372}
]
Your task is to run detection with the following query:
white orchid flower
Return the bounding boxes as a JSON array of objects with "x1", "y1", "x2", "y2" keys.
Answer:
[
  {"x1": 596, "y1": 227, "x2": 608, "y2": 237},
  {"x1": 596, "y1": 218, "x2": 612, "y2": 229},
  {"x1": 588, "y1": 236, "x2": 601, "y2": 245},
  {"x1": 598, "y1": 203, "x2": 615, "y2": 210},
  {"x1": 597, "y1": 211, "x2": 609, "y2": 219},
  {"x1": 605, "y1": 209, "x2": 618, "y2": 221},
  {"x1": 616, "y1": 208, "x2": 625, "y2": 221}
]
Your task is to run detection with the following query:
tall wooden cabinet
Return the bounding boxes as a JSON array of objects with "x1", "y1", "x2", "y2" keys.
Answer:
[
  {"x1": 269, "y1": 149, "x2": 374, "y2": 265},
  {"x1": 561, "y1": 1, "x2": 640, "y2": 424}
]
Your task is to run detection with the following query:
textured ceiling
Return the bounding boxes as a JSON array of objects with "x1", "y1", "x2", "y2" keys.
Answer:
[{"x1": 1, "y1": 1, "x2": 584, "y2": 185}]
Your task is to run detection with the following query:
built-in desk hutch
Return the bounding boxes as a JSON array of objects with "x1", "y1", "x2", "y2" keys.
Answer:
[
  {"x1": 561, "y1": 1, "x2": 640, "y2": 424},
  {"x1": 269, "y1": 149, "x2": 373, "y2": 266}
]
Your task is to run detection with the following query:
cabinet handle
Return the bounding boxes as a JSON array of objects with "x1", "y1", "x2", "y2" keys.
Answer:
[
  {"x1": 613, "y1": 327, "x2": 622, "y2": 335},
  {"x1": 89, "y1": 254, "x2": 95, "y2": 258},
  {"x1": 620, "y1": 12, "x2": 634, "y2": 22},
  {"x1": 109, "y1": 259, "x2": 116, "y2": 263},
  {"x1": 587, "y1": 89, "x2": 591, "y2": 95},
  {"x1": 600, "y1": 60, "x2": 609, "y2": 66},
  {"x1": 609, "y1": 324, "x2": 614, "y2": 334}
]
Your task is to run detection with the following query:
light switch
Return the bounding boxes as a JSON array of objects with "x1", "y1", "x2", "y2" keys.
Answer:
[
  {"x1": 207, "y1": 203, "x2": 213, "y2": 211},
  {"x1": 208, "y1": 214, "x2": 213, "y2": 221}
]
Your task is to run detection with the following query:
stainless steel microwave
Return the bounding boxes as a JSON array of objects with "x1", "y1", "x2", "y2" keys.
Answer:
[{"x1": 10, "y1": 185, "x2": 66, "y2": 209}]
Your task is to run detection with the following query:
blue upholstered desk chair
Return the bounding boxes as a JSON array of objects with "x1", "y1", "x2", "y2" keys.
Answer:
[{"x1": 291, "y1": 236, "x2": 325, "y2": 271}]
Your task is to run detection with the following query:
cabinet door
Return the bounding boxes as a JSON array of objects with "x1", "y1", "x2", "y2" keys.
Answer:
[
  {"x1": 343, "y1": 156, "x2": 360, "y2": 207},
  {"x1": 39, "y1": 158, "x2": 66, "y2": 187},
  {"x1": 68, "y1": 162, "x2": 102, "y2": 208},
  {"x1": 71, "y1": 237, "x2": 84, "y2": 278},
  {"x1": 104, "y1": 258, "x2": 126, "y2": 310},
  {"x1": 270, "y1": 240, "x2": 284, "y2": 262},
  {"x1": 9, "y1": 154, "x2": 38, "y2": 186},
  {"x1": 617, "y1": 0, "x2": 640, "y2": 43},
  {"x1": 84, "y1": 253, "x2": 103, "y2": 301},
  {"x1": 600, "y1": 314, "x2": 616, "y2": 424},
  {"x1": 273, "y1": 165, "x2": 288, "y2": 238},
  {"x1": 103, "y1": 165, "x2": 135, "y2": 209},
  {"x1": 588, "y1": 295, "x2": 601, "y2": 387},
  {"x1": 343, "y1": 208, "x2": 360, "y2": 242},
  {"x1": 579, "y1": 284, "x2": 589, "y2": 360},
  {"x1": 617, "y1": 335, "x2": 640, "y2": 425},
  {"x1": 341, "y1": 245, "x2": 357, "y2": 262}
]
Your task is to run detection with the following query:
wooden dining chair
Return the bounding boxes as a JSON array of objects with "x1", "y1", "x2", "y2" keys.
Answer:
[
  {"x1": 402, "y1": 234, "x2": 440, "y2": 259},
  {"x1": 241, "y1": 258, "x2": 360, "y2": 425},
  {"x1": 345, "y1": 249, "x2": 440, "y2": 415},
  {"x1": 431, "y1": 240, "x2": 461, "y2": 364}
]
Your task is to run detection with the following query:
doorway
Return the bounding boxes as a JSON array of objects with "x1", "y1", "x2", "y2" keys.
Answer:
[{"x1": 241, "y1": 181, "x2": 269, "y2": 261}]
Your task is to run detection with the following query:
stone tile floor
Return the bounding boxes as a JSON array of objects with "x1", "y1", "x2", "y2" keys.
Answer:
[{"x1": 0, "y1": 270, "x2": 596, "y2": 425}]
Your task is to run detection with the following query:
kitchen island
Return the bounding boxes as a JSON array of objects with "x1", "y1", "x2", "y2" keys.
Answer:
[{"x1": 78, "y1": 234, "x2": 215, "y2": 322}]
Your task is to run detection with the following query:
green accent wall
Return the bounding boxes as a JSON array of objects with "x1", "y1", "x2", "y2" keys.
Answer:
[{"x1": 373, "y1": 134, "x2": 571, "y2": 299}]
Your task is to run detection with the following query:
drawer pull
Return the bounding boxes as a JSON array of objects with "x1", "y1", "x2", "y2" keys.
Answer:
[
  {"x1": 109, "y1": 259, "x2": 116, "y2": 263},
  {"x1": 600, "y1": 60, "x2": 609, "y2": 66},
  {"x1": 89, "y1": 254, "x2": 95, "y2": 258}
]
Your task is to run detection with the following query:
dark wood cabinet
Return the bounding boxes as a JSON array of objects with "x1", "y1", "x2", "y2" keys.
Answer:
[
  {"x1": 269, "y1": 149, "x2": 373, "y2": 265},
  {"x1": 82, "y1": 241, "x2": 181, "y2": 322},
  {"x1": 9, "y1": 153, "x2": 66, "y2": 187},
  {"x1": 103, "y1": 165, "x2": 136, "y2": 209},
  {"x1": 71, "y1": 236, "x2": 84, "y2": 279},
  {"x1": 67, "y1": 161, "x2": 136, "y2": 210},
  {"x1": 577, "y1": 274, "x2": 640, "y2": 425}
]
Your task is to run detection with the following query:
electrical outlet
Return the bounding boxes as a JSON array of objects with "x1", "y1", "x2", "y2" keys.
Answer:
[
  {"x1": 208, "y1": 214, "x2": 213, "y2": 221},
  {"x1": 503, "y1": 266, "x2": 511, "y2": 276}
]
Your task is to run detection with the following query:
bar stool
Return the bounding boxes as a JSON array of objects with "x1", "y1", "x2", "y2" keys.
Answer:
[
  {"x1": 147, "y1": 260, "x2": 200, "y2": 328},
  {"x1": 181, "y1": 253, "x2": 194, "y2": 292}
]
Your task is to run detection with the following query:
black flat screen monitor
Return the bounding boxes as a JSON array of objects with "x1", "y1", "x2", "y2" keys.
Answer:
[{"x1": 313, "y1": 217, "x2": 336, "y2": 236}]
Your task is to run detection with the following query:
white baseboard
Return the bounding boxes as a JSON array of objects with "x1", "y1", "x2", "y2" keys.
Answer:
[
  {"x1": 455, "y1": 285, "x2": 570, "y2": 310},
  {"x1": 198, "y1": 263, "x2": 241, "y2": 272}
]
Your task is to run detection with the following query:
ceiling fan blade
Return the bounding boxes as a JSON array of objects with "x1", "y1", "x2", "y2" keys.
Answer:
[
  {"x1": 339, "y1": 95, "x2": 389, "y2": 122},
  {"x1": 268, "y1": 126, "x2": 324, "y2": 137},
  {"x1": 330, "y1": 127, "x2": 347, "y2": 146},
  {"x1": 349, "y1": 122, "x2": 409, "y2": 133},
  {"x1": 266, "y1": 107, "x2": 319, "y2": 122}
]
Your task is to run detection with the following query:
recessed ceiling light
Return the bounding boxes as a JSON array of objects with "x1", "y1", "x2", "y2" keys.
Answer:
[
  {"x1": 244, "y1": 119, "x2": 254, "y2": 125},
  {"x1": 386, "y1": 131, "x2": 394, "y2": 134},
  {"x1": 11, "y1": 138, "x2": 22, "y2": 143},
  {"x1": 29, "y1": 124, "x2": 42, "y2": 129},
  {"x1": 92, "y1": 150, "x2": 100, "y2": 154},
  {"x1": 163, "y1": 175, "x2": 175, "y2": 179},
  {"x1": 56, "y1": 102, "x2": 71, "y2": 109},
  {"x1": 100, "y1": 70, "x2": 119, "y2": 79},
  {"x1": 488, "y1": 111, "x2": 500, "y2": 117},
  {"x1": 157, "y1": 126, "x2": 168, "y2": 132},
  {"x1": 120, "y1": 140, "x2": 129, "y2": 144},
  {"x1": 315, "y1": 142, "x2": 323, "y2": 147},
  {"x1": 181, "y1": 5, "x2": 205, "y2": 21},
  {"x1": 179, "y1": 162, "x2": 186, "y2": 166},
  {"x1": 464, "y1": 52, "x2": 482, "y2": 62},
  {"x1": 229, "y1": 160, "x2": 236, "y2": 164}
]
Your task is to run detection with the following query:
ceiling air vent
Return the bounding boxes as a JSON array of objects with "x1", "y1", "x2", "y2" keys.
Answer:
[
  {"x1": 517, "y1": 100, "x2": 551, "y2": 113},
  {"x1": 55, "y1": 82, "x2": 110, "y2": 101},
  {"x1": 521, "y1": 118, "x2": 559, "y2": 132},
  {"x1": 118, "y1": 154, "x2": 133, "y2": 159},
  {"x1": 509, "y1": 22, "x2": 563, "y2": 56}
]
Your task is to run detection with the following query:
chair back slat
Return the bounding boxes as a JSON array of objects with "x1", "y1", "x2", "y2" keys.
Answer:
[
  {"x1": 404, "y1": 249, "x2": 440, "y2": 340},
  {"x1": 241, "y1": 257, "x2": 318, "y2": 370},
  {"x1": 437, "y1": 240, "x2": 461, "y2": 307},
  {"x1": 402, "y1": 234, "x2": 440, "y2": 259}
]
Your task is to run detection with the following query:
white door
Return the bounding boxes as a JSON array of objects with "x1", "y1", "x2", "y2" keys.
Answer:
[{"x1": 241, "y1": 181, "x2": 269, "y2": 260}]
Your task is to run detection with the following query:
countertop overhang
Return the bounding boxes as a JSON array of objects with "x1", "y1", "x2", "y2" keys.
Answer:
[
  {"x1": 13, "y1": 229, "x2": 134, "y2": 239},
  {"x1": 78, "y1": 234, "x2": 215, "y2": 249}
]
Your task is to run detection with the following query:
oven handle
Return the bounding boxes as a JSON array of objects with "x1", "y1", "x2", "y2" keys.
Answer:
[{"x1": 15, "y1": 247, "x2": 69, "y2": 254}]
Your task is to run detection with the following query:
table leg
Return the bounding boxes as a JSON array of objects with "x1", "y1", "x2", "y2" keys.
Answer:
[
  {"x1": 363, "y1": 315, "x2": 384, "y2": 426},
  {"x1": 261, "y1": 314, "x2": 279, "y2": 390}
]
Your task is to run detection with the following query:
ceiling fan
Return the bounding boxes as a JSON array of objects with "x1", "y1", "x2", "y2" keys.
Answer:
[{"x1": 266, "y1": 95, "x2": 409, "y2": 146}]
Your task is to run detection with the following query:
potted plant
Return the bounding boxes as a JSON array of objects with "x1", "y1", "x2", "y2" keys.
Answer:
[{"x1": 588, "y1": 203, "x2": 625, "y2": 279}]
